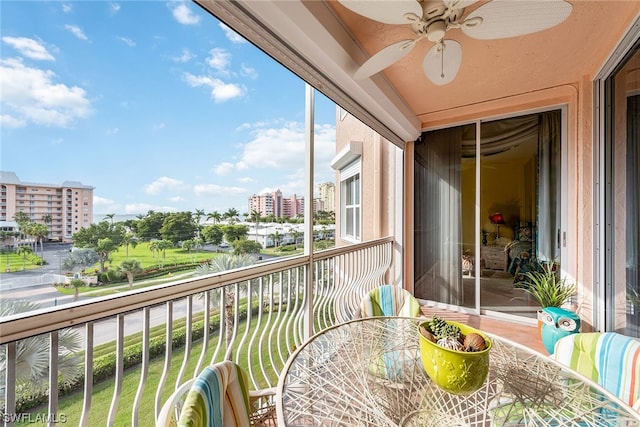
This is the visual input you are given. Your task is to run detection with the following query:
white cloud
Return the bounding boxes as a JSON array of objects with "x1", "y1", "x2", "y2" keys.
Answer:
[
  {"x1": 144, "y1": 176, "x2": 187, "y2": 195},
  {"x1": 153, "y1": 122, "x2": 166, "y2": 131},
  {"x1": 214, "y1": 162, "x2": 234, "y2": 176},
  {"x1": 62, "y1": 4, "x2": 72, "y2": 13},
  {"x1": 171, "y1": 3, "x2": 200, "y2": 25},
  {"x1": 0, "y1": 57, "x2": 92, "y2": 128},
  {"x1": 168, "y1": 196, "x2": 185, "y2": 202},
  {"x1": 93, "y1": 195, "x2": 121, "y2": 212},
  {"x1": 240, "y1": 64, "x2": 258, "y2": 79},
  {"x1": 65, "y1": 24, "x2": 89, "y2": 41},
  {"x1": 206, "y1": 48, "x2": 231, "y2": 74},
  {"x1": 193, "y1": 184, "x2": 246, "y2": 196},
  {"x1": 183, "y1": 73, "x2": 246, "y2": 102},
  {"x1": 174, "y1": 48, "x2": 194, "y2": 63},
  {"x1": 2, "y1": 37, "x2": 55, "y2": 61},
  {"x1": 110, "y1": 3, "x2": 121, "y2": 13},
  {"x1": 117, "y1": 36, "x2": 135, "y2": 47},
  {"x1": 0, "y1": 114, "x2": 26, "y2": 129},
  {"x1": 124, "y1": 203, "x2": 178, "y2": 214},
  {"x1": 218, "y1": 23, "x2": 246, "y2": 44},
  {"x1": 237, "y1": 177, "x2": 255, "y2": 183}
]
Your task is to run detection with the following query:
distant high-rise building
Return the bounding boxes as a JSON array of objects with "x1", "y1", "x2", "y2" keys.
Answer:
[
  {"x1": 248, "y1": 189, "x2": 304, "y2": 219},
  {"x1": 0, "y1": 171, "x2": 94, "y2": 242},
  {"x1": 317, "y1": 182, "x2": 335, "y2": 213}
]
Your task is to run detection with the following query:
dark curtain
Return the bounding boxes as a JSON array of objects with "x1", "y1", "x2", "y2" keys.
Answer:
[
  {"x1": 626, "y1": 95, "x2": 640, "y2": 335},
  {"x1": 414, "y1": 127, "x2": 463, "y2": 304}
]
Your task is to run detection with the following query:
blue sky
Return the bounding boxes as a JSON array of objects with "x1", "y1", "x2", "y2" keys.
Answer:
[{"x1": 0, "y1": 1, "x2": 338, "y2": 218}]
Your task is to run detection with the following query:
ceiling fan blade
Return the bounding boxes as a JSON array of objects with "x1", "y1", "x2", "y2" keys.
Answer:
[
  {"x1": 461, "y1": 0, "x2": 572, "y2": 40},
  {"x1": 444, "y1": 0, "x2": 479, "y2": 11},
  {"x1": 423, "y1": 39, "x2": 462, "y2": 86},
  {"x1": 337, "y1": 0, "x2": 423, "y2": 25},
  {"x1": 354, "y1": 39, "x2": 417, "y2": 80}
]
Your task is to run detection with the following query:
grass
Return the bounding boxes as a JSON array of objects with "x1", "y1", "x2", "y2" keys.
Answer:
[
  {"x1": 19, "y1": 313, "x2": 295, "y2": 426},
  {"x1": 1, "y1": 251, "x2": 43, "y2": 273}
]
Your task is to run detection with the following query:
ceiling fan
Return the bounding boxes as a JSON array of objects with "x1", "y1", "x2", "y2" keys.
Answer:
[{"x1": 338, "y1": 0, "x2": 573, "y2": 85}]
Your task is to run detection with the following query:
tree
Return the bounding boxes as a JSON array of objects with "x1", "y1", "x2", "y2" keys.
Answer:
[
  {"x1": 135, "y1": 211, "x2": 168, "y2": 241},
  {"x1": 250, "y1": 210, "x2": 262, "y2": 242},
  {"x1": 116, "y1": 259, "x2": 143, "y2": 288},
  {"x1": 223, "y1": 224, "x2": 249, "y2": 243},
  {"x1": 103, "y1": 213, "x2": 116, "y2": 227},
  {"x1": 181, "y1": 239, "x2": 196, "y2": 262},
  {"x1": 69, "y1": 278, "x2": 85, "y2": 301},
  {"x1": 155, "y1": 239, "x2": 174, "y2": 268},
  {"x1": 73, "y1": 221, "x2": 125, "y2": 249},
  {"x1": 61, "y1": 248, "x2": 100, "y2": 274},
  {"x1": 268, "y1": 230, "x2": 282, "y2": 247},
  {"x1": 160, "y1": 212, "x2": 197, "y2": 244},
  {"x1": 121, "y1": 232, "x2": 138, "y2": 258},
  {"x1": 95, "y1": 237, "x2": 118, "y2": 272},
  {"x1": 290, "y1": 229, "x2": 302, "y2": 249},
  {"x1": 223, "y1": 208, "x2": 240, "y2": 224},
  {"x1": 207, "y1": 211, "x2": 222, "y2": 224},
  {"x1": 31, "y1": 223, "x2": 48, "y2": 257},
  {"x1": 0, "y1": 300, "x2": 81, "y2": 401},
  {"x1": 231, "y1": 239, "x2": 262, "y2": 255},
  {"x1": 202, "y1": 225, "x2": 224, "y2": 246},
  {"x1": 41, "y1": 214, "x2": 52, "y2": 240},
  {"x1": 195, "y1": 254, "x2": 255, "y2": 346},
  {"x1": 15, "y1": 245, "x2": 32, "y2": 270}
]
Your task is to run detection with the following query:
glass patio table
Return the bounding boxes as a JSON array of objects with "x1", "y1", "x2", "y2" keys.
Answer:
[{"x1": 276, "y1": 317, "x2": 640, "y2": 426}]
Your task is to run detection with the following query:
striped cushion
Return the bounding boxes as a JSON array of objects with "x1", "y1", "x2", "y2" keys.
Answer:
[
  {"x1": 552, "y1": 332, "x2": 640, "y2": 408},
  {"x1": 178, "y1": 361, "x2": 251, "y2": 427},
  {"x1": 360, "y1": 285, "x2": 421, "y2": 317}
]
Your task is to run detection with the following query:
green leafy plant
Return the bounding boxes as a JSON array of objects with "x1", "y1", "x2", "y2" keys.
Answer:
[{"x1": 520, "y1": 261, "x2": 576, "y2": 307}]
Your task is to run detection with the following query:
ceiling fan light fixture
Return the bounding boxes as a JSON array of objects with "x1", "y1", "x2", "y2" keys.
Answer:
[
  {"x1": 427, "y1": 20, "x2": 446, "y2": 42},
  {"x1": 423, "y1": 39, "x2": 462, "y2": 86}
]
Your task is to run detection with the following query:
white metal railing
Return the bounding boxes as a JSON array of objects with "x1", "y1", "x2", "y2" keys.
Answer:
[{"x1": 0, "y1": 237, "x2": 393, "y2": 426}]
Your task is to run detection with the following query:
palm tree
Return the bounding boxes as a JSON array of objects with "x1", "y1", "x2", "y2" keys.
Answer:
[
  {"x1": 148, "y1": 240, "x2": 160, "y2": 259},
  {"x1": 31, "y1": 223, "x2": 48, "y2": 257},
  {"x1": 224, "y1": 208, "x2": 240, "y2": 224},
  {"x1": 268, "y1": 230, "x2": 282, "y2": 248},
  {"x1": 121, "y1": 232, "x2": 138, "y2": 258},
  {"x1": 156, "y1": 239, "x2": 173, "y2": 268},
  {"x1": 195, "y1": 254, "x2": 255, "y2": 346},
  {"x1": 181, "y1": 239, "x2": 196, "y2": 262},
  {"x1": 116, "y1": 259, "x2": 143, "y2": 289},
  {"x1": 250, "y1": 210, "x2": 262, "y2": 242},
  {"x1": 193, "y1": 209, "x2": 205, "y2": 238},
  {"x1": 207, "y1": 211, "x2": 222, "y2": 224},
  {"x1": 290, "y1": 229, "x2": 302, "y2": 249},
  {"x1": 104, "y1": 213, "x2": 115, "y2": 228},
  {"x1": 41, "y1": 214, "x2": 52, "y2": 240},
  {"x1": 0, "y1": 300, "x2": 81, "y2": 402},
  {"x1": 15, "y1": 245, "x2": 32, "y2": 270}
]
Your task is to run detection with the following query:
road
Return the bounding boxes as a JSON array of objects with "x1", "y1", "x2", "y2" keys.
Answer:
[{"x1": 0, "y1": 243, "x2": 197, "y2": 347}]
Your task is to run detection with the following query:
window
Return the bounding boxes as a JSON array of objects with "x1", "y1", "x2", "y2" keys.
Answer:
[{"x1": 340, "y1": 159, "x2": 361, "y2": 241}]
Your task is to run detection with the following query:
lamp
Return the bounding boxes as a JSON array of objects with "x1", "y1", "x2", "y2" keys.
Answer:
[{"x1": 489, "y1": 212, "x2": 505, "y2": 239}]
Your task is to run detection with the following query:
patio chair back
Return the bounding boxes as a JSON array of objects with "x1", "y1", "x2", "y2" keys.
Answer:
[
  {"x1": 358, "y1": 284, "x2": 421, "y2": 318},
  {"x1": 157, "y1": 360, "x2": 276, "y2": 427},
  {"x1": 552, "y1": 332, "x2": 640, "y2": 410}
]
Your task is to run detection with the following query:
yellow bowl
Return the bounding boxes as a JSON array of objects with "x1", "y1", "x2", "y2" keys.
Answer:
[{"x1": 418, "y1": 320, "x2": 492, "y2": 395}]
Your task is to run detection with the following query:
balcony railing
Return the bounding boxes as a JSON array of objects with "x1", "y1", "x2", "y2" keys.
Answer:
[{"x1": 0, "y1": 237, "x2": 394, "y2": 426}]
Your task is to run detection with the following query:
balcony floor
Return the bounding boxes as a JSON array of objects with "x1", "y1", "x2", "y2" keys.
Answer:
[{"x1": 420, "y1": 306, "x2": 547, "y2": 355}]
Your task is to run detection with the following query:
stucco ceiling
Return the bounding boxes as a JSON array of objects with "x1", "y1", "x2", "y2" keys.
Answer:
[
  {"x1": 197, "y1": 1, "x2": 640, "y2": 144},
  {"x1": 327, "y1": 1, "x2": 639, "y2": 117}
]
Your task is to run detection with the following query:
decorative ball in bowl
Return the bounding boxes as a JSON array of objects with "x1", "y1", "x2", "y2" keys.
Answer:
[{"x1": 417, "y1": 316, "x2": 492, "y2": 395}]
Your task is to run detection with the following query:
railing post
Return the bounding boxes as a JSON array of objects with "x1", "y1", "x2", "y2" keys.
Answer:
[{"x1": 304, "y1": 83, "x2": 315, "y2": 340}]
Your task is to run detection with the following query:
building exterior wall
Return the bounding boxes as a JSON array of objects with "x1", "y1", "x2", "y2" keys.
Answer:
[
  {"x1": 317, "y1": 182, "x2": 335, "y2": 213},
  {"x1": 0, "y1": 171, "x2": 94, "y2": 243},
  {"x1": 248, "y1": 190, "x2": 304, "y2": 219}
]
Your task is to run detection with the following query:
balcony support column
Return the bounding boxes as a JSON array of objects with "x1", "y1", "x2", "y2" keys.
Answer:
[{"x1": 303, "y1": 83, "x2": 315, "y2": 340}]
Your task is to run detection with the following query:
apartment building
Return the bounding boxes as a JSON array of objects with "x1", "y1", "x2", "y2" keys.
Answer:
[
  {"x1": 0, "y1": 171, "x2": 94, "y2": 243},
  {"x1": 248, "y1": 189, "x2": 304, "y2": 219},
  {"x1": 316, "y1": 182, "x2": 335, "y2": 213}
]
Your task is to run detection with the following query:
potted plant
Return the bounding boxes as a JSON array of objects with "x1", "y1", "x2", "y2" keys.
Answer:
[
  {"x1": 418, "y1": 315, "x2": 492, "y2": 395},
  {"x1": 519, "y1": 261, "x2": 576, "y2": 308}
]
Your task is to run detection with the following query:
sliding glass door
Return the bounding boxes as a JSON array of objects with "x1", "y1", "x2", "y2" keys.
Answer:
[{"x1": 414, "y1": 111, "x2": 564, "y2": 318}]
